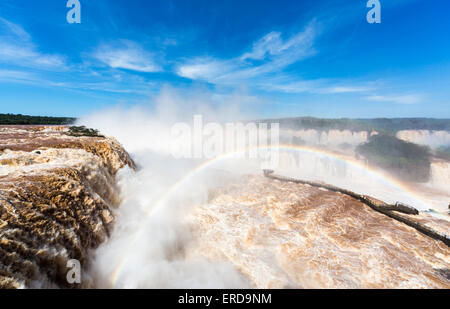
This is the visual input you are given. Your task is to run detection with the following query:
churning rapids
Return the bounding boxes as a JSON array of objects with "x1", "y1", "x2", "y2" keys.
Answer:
[{"x1": 0, "y1": 110, "x2": 449, "y2": 288}]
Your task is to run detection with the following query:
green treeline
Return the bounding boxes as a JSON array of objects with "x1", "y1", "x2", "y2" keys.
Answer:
[
  {"x1": 356, "y1": 135, "x2": 431, "y2": 182},
  {"x1": 0, "y1": 113, "x2": 75, "y2": 125}
]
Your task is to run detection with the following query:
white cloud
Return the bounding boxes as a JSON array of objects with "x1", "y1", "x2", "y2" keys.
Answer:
[
  {"x1": 0, "y1": 18, "x2": 66, "y2": 70},
  {"x1": 0, "y1": 42, "x2": 66, "y2": 68},
  {"x1": 176, "y1": 22, "x2": 318, "y2": 85},
  {"x1": 259, "y1": 80, "x2": 320, "y2": 94},
  {"x1": 0, "y1": 66, "x2": 155, "y2": 98},
  {"x1": 162, "y1": 38, "x2": 178, "y2": 46},
  {"x1": 241, "y1": 32, "x2": 285, "y2": 61},
  {"x1": 93, "y1": 41, "x2": 162, "y2": 73},
  {"x1": 365, "y1": 94, "x2": 423, "y2": 104},
  {"x1": 0, "y1": 17, "x2": 31, "y2": 42},
  {"x1": 254, "y1": 77, "x2": 377, "y2": 95},
  {"x1": 174, "y1": 20, "x2": 409, "y2": 103}
]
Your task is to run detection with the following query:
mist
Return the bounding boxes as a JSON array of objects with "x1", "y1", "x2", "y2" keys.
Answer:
[
  {"x1": 79, "y1": 87, "x2": 259, "y2": 288},
  {"x1": 78, "y1": 87, "x2": 449, "y2": 288}
]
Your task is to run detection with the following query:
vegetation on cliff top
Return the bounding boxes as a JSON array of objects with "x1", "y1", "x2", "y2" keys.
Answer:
[
  {"x1": 66, "y1": 126, "x2": 104, "y2": 137},
  {"x1": 356, "y1": 135, "x2": 431, "y2": 182},
  {"x1": 259, "y1": 117, "x2": 450, "y2": 134},
  {"x1": 0, "y1": 113, "x2": 75, "y2": 125}
]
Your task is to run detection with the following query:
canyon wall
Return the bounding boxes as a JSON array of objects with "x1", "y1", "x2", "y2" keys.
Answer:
[
  {"x1": 281, "y1": 128, "x2": 450, "y2": 150},
  {"x1": 280, "y1": 129, "x2": 450, "y2": 194},
  {"x1": 187, "y1": 175, "x2": 450, "y2": 288},
  {"x1": 0, "y1": 126, "x2": 135, "y2": 288},
  {"x1": 397, "y1": 130, "x2": 450, "y2": 148}
]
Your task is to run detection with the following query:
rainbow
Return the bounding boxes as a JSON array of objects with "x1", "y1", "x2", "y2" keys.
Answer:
[{"x1": 109, "y1": 144, "x2": 435, "y2": 287}]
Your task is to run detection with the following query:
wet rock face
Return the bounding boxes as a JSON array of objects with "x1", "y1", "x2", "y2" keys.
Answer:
[
  {"x1": 188, "y1": 176, "x2": 450, "y2": 289},
  {"x1": 0, "y1": 126, "x2": 135, "y2": 288}
]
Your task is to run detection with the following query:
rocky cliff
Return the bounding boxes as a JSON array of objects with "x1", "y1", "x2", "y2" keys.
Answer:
[
  {"x1": 280, "y1": 129, "x2": 376, "y2": 149},
  {"x1": 0, "y1": 126, "x2": 135, "y2": 288}
]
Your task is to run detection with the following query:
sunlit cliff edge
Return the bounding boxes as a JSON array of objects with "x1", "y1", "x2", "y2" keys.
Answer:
[
  {"x1": 0, "y1": 125, "x2": 449, "y2": 289},
  {"x1": 188, "y1": 175, "x2": 450, "y2": 288},
  {"x1": 0, "y1": 126, "x2": 135, "y2": 288}
]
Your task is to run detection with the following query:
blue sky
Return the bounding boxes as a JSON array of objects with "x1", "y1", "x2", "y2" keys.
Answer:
[{"x1": 0, "y1": 0, "x2": 449, "y2": 118}]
